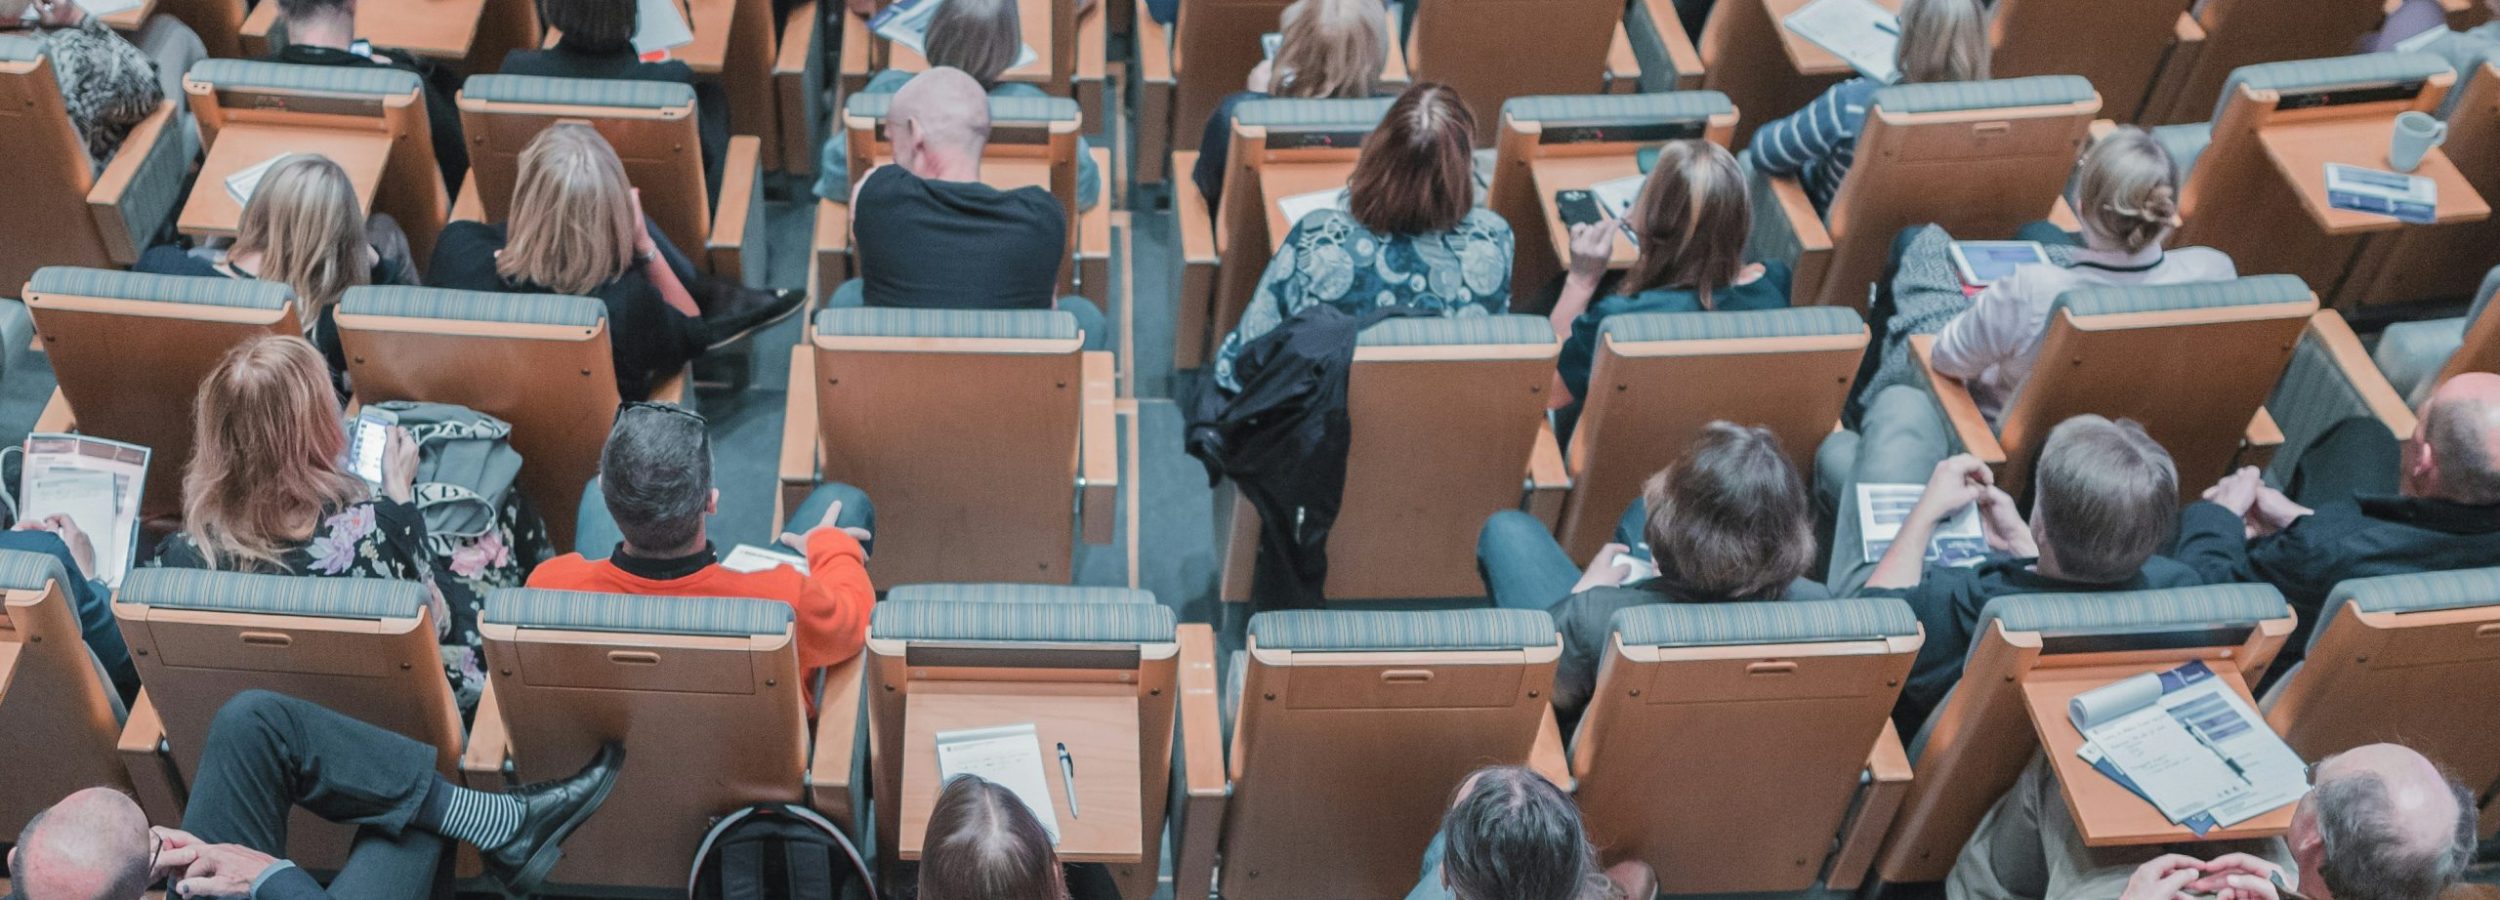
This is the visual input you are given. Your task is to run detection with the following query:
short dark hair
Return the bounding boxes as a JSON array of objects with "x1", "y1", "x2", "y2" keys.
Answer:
[
  {"x1": 2312, "y1": 774, "x2": 2479, "y2": 900},
  {"x1": 2033, "y1": 415, "x2": 2177, "y2": 582},
  {"x1": 1644, "y1": 422, "x2": 1817, "y2": 601},
  {"x1": 275, "y1": 0, "x2": 350, "y2": 21},
  {"x1": 917, "y1": 776, "x2": 1068, "y2": 900},
  {"x1": 1437, "y1": 767, "x2": 1604, "y2": 900},
  {"x1": 598, "y1": 406, "x2": 712, "y2": 553},
  {"x1": 538, "y1": 0, "x2": 637, "y2": 53},
  {"x1": 924, "y1": 0, "x2": 1021, "y2": 89},
  {"x1": 1348, "y1": 82, "x2": 1476, "y2": 235}
]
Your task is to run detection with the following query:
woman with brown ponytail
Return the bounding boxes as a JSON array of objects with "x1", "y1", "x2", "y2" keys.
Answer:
[{"x1": 1926, "y1": 126, "x2": 2237, "y2": 423}]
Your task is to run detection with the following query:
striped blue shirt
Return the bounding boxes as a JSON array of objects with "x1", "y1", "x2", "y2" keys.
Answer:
[{"x1": 1751, "y1": 78, "x2": 1881, "y2": 216}]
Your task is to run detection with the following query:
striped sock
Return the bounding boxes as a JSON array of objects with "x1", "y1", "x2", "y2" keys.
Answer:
[{"x1": 420, "y1": 778, "x2": 523, "y2": 849}]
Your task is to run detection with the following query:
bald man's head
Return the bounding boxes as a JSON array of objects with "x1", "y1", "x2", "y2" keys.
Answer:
[
  {"x1": 2406, "y1": 372, "x2": 2500, "y2": 505},
  {"x1": 888, "y1": 67, "x2": 992, "y2": 180},
  {"x1": 8, "y1": 789, "x2": 153, "y2": 900},
  {"x1": 2290, "y1": 744, "x2": 2476, "y2": 900}
]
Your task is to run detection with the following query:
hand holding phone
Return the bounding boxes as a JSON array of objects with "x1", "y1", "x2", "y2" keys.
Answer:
[{"x1": 347, "y1": 408, "x2": 399, "y2": 487}]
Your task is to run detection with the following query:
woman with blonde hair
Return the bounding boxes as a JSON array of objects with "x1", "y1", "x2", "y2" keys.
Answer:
[
  {"x1": 137, "y1": 154, "x2": 413, "y2": 397},
  {"x1": 430, "y1": 124, "x2": 799, "y2": 400},
  {"x1": 1190, "y1": 0, "x2": 1390, "y2": 209},
  {"x1": 812, "y1": 0, "x2": 1104, "y2": 209},
  {"x1": 1752, "y1": 0, "x2": 1990, "y2": 215},
  {"x1": 1544, "y1": 140, "x2": 1792, "y2": 443},
  {"x1": 1926, "y1": 126, "x2": 2236, "y2": 422}
]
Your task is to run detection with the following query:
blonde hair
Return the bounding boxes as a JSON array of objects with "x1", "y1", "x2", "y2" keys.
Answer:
[
  {"x1": 497, "y1": 124, "x2": 637, "y2": 297},
  {"x1": 1271, "y1": 0, "x2": 1386, "y2": 100},
  {"x1": 2074, "y1": 126, "x2": 2181, "y2": 255},
  {"x1": 234, "y1": 155, "x2": 370, "y2": 330},
  {"x1": 181, "y1": 335, "x2": 369, "y2": 571},
  {"x1": 925, "y1": 0, "x2": 1022, "y2": 89},
  {"x1": 1621, "y1": 140, "x2": 1749, "y2": 306},
  {"x1": 1895, "y1": 0, "x2": 1989, "y2": 84}
]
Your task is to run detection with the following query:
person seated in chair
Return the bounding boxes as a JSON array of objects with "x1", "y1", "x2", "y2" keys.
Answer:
[
  {"x1": 1475, "y1": 422, "x2": 1824, "y2": 725},
  {"x1": 1749, "y1": 0, "x2": 1989, "y2": 217},
  {"x1": 501, "y1": 0, "x2": 729, "y2": 188},
  {"x1": 1951, "y1": 742, "x2": 2475, "y2": 900},
  {"x1": 841, "y1": 66, "x2": 1108, "y2": 347},
  {"x1": 2179, "y1": 372, "x2": 2500, "y2": 666},
  {"x1": 0, "y1": 515, "x2": 132, "y2": 698},
  {"x1": 1828, "y1": 399, "x2": 2200, "y2": 736},
  {"x1": 5, "y1": 690, "x2": 621, "y2": 900},
  {"x1": 528, "y1": 402, "x2": 875, "y2": 713},
  {"x1": 1407, "y1": 765, "x2": 1657, "y2": 900},
  {"x1": 1188, "y1": 0, "x2": 1390, "y2": 215},
  {"x1": 0, "y1": 0, "x2": 203, "y2": 169},
  {"x1": 264, "y1": 0, "x2": 468, "y2": 196}
]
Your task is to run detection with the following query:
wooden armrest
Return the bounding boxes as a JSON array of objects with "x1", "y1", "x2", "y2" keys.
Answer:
[
  {"x1": 807, "y1": 653, "x2": 867, "y2": 833},
  {"x1": 1907, "y1": 334, "x2": 2005, "y2": 465},
  {"x1": 1135, "y1": 0, "x2": 1172, "y2": 84},
  {"x1": 2087, "y1": 118, "x2": 2120, "y2": 141},
  {"x1": 2175, "y1": 10, "x2": 2206, "y2": 41},
  {"x1": 774, "y1": 2, "x2": 823, "y2": 178},
  {"x1": 1174, "y1": 151, "x2": 1218, "y2": 368},
  {"x1": 117, "y1": 690, "x2": 186, "y2": 825},
  {"x1": 1171, "y1": 623, "x2": 1229, "y2": 900},
  {"x1": 85, "y1": 101, "x2": 180, "y2": 266},
  {"x1": 1526, "y1": 418, "x2": 1570, "y2": 529},
  {"x1": 1605, "y1": 23, "x2": 1640, "y2": 93},
  {"x1": 1381, "y1": 11, "x2": 1411, "y2": 84},
  {"x1": 1529, "y1": 705, "x2": 1574, "y2": 792},
  {"x1": 2304, "y1": 310, "x2": 2417, "y2": 437},
  {"x1": 813, "y1": 198, "x2": 851, "y2": 309},
  {"x1": 780, "y1": 344, "x2": 821, "y2": 490},
  {"x1": 1634, "y1": 0, "x2": 1704, "y2": 89},
  {"x1": 1827, "y1": 720, "x2": 1913, "y2": 890},
  {"x1": 1755, "y1": 171, "x2": 1834, "y2": 300},
  {"x1": 35, "y1": 388, "x2": 74, "y2": 434},
  {"x1": 708, "y1": 135, "x2": 768, "y2": 287},
  {"x1": 238, "y1": 0, "x2": 278, "y2": 58},
  {"x1": 459, "y1": 681, "x2": 513, "y2": 789},
  {"x1": 1079, "y1": 351, "x2": 1119, "y2": 544}
]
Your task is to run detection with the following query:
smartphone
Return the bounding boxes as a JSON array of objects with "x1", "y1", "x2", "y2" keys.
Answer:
[
  {"x1": 1555, "y1": 189, "x2": 1605, "y2": 228},
  {"x1": 347, "y1": 408, "x2": 398, "y2": 487}
]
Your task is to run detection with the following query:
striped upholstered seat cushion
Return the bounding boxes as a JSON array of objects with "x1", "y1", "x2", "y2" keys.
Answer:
[
  {"x1": 2212, "y1": 52, "x2": 2451, "y2": 122},
  {"x1": 120, "y1": 568, "x2": 428, "y2": 620},
  {"x1": 1979, "y1": 584, "x2": 2289, "y2": 648},
  {"x1": 1872, "y1": 75, "x2": 2094, "y2": 115},
  {"x1": 341, "y1": 285, "x2": 605, "y2": 327},
  {"x1": 188, "y1": 58, "x2": 421, "y2": 97},
  {"x1": 1611, "y1": 597, "x2": 1918, "y2": 648},
  {"x1": 885, "y1": 584, "x2": 1157, "y2": 605},
  {"x1": 1249, "y1": 609, "x2": 1557, "y2": 652},
  {"x1": 1356, "y1": 314, "x2": 1552, "y2": 348},
  {"x1": 842, "y1": 92, "x2": 1080, "y2": 124},
  {"x1": 1599, "y1": 306, "x2": 1863, "y2": 345},
  {"x1": 2052, "y1": 274, "x2": 2310, "y2": 320},
  {"x1": 1233, "y1": 96, "x2": 1398, "y2": 131},
  {"x1": 484, "y1": 588, "x2": 794, "y2": 637},
  {"x1": 871, "y1": 600, "x2": 1177, "y2": 643},
  {"x1": 1499, "y1": 92, "x2": 1735, "y2": 130},
  {"x1": 30, "y1": 267, "x2": 292, "y2": 309},
  {"x1": 2313, "y1": 567, "x2": 2500, "y2": 654},
  {"x1": 814, "y1": 307, "x2": 1079, "y2": 341},
  {"x1": 0, "y1": 549, "x2": 70, "y2": 593},
  {"x1": 462, "y1": 74, "x2": 695, "y2": 109},
  {"x1": 0, "y1": 34, "x2": 43, "y2": 62}
]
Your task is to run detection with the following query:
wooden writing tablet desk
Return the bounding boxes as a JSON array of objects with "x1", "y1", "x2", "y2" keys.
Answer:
[
  {"x1": 1533, "y1": 155, "x2": 1646, "y2": 270},
  {"x1": 1258, "y1": 161, "x2": 1359, "y2": 253},
  {"x1": 97, "y1": 0, "x2": 155, "y2": 33},
  {"x1": 2021, "y1": 662, "x2": 2297, "y2": 847},
  {"x1": 897, "y1": 686, "x2": 1145, "y2": 863},
  {"x1": 180, "y1": 125, "x2": 391, "y2": 238},
  {"x1": 1764, "y1": 0, "x2": 1903, "y2": 77},
  {"x1": 355, "y1": 0, "x2": 488, "y2": 62},
  {"x1": 2259, "y1": 118, "x2": 2492, "y2": 236}
]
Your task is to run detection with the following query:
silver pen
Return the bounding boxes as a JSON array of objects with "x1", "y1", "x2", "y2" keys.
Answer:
[{"x1": 1057, "y1": 743, "x2": 1081, "y2": 819}]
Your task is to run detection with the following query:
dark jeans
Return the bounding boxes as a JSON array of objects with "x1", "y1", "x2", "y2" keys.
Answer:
[
  {"x1": 1474, "y1": 502, "x2": 1647, "y2": 611},
  {"x1": 183, "y1": 691, "x2": 446, "y2": 900},
  {"x1": 2287, "y1": 416, "x2": 2402, "y2": 508}
]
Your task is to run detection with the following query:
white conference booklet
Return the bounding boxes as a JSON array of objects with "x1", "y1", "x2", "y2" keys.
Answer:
[
  {"x1": 1275, "y1": 186, "x2": 1350, "y2": 227},
  {"x1": 870, "y1": 0, "x2": 1039, "y2": 69},
  {"x1": 633, "y1": 0, "x2": 696, "y2": 55},
  {"x1": 934, "y1": 723, "x2": 1062, "y2": 843},
  {"x1": 719, "y1": 543, "x2": 806, "y2": 573},
  {"x1": 19, "y1": 434, "x2": 150, "y2": 587},
  {"x1": 224, "y1": 154, "x2": 288, "y2": 207},
  {"x1": 1783, "y1": 0, "x2": 1902, "y2": 84},
  {"x1": 1855, "y1": 483, "x2": 1986, "y2": 568},
  {"x1": 2069, "y1": 661, "x2": 2308, "y2": 827}
]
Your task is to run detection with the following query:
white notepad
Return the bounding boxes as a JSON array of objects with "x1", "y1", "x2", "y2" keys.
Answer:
[
  {"x1": 719, "y1": 543, "x2": 806, "y2": 573},
  {"x1": 224, "y1": 154, "x2": 288, "y2": 207},
  {"x1": 1783, "y1": 0, "x2": 1902, "y2": 84},
  {"x1": 1275, "y1": 186, "x2": 1350, "y2": 227},
  {"x1": 934, "y1": 723, "x2": 1062, "y2": 843},
  {"x1": 634, "y1": 0, "x2": 696, "y2": 54}
]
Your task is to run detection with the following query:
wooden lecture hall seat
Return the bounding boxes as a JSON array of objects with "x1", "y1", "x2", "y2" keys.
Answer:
[
  {"x1": 0, "y1": 550, "x2": 134, "y2": 836},
  {"x1": 1484, "y1": 92, "x2": 1738, "y2": 303},
  {"x1": 184, "y1": 59, "x2": 452, "y2": 271},
  {"x1": 0, "y1": 35, "x2": 186, "y2": 297}
]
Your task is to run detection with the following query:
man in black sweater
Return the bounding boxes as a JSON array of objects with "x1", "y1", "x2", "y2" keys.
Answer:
[{"x1": 265, "y1": 0, "x2": 468, "y2": 196}]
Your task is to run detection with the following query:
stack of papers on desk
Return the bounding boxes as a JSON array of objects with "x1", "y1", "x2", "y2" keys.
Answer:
[
  {"x1": 2069, "y1": 660, "x2": 2308, "y2": 834},
  {"x1": 1783, "y1": 0, "x2": 1901, "y2": 84},
  {"x1": 935, "y1": 723, "x2": 1062, "y2": 843},
  {"x1": 870, "y1": 0, "x2": 1039, "y2": 70}
]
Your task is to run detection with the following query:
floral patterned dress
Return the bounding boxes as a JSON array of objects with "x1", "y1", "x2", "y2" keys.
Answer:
[{"x1": 1214, "y1": 208, "x2": 1516, "y2": 392}]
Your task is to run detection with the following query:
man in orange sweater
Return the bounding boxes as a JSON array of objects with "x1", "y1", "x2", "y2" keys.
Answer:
[{"x1": 528, "y1": 403, "x2": 875, "y2": 705}]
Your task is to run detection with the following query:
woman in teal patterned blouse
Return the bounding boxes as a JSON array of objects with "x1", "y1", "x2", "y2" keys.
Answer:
[{"x1": 1213, "y1": 82, "x2": 1514, "y2": 392}]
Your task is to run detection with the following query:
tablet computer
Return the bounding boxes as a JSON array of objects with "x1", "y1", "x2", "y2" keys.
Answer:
[{"x1": 1948, "y1": 240, "x2": 2049, "y2": 287}]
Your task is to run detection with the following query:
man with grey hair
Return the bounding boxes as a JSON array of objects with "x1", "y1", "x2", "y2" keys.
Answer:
[
  {"x1": 527, "y1": 402, "x2": 877, "y2": 713},
  {"x1": 834, "y1": 66, "x2": 1107, "y2": 346},
  {"x1": 1951, "y1": 742, "x2": 2478, "y2": 900},
  {"x1": 2179, "y1": 372, "x2": 2500, "y2": 666}
]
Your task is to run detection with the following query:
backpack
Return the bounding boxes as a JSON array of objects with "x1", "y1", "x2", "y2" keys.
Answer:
[{"x1": 689, "y1": 803, "x2": 878, "y2": 900}]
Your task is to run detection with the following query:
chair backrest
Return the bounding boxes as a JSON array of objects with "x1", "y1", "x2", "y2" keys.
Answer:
[
  {"x1": 842, "y1": 91, "x2": 1084, "y2": 257},
  {"x1": 479, "y1": 589, "x2": 806, "y2": 893},
  {"x1": 1989, "y1": 0, "x2": 2189, "y2": 122},
  {"x1": 880, "y1": 0, "x2": 1081, "y2": 94},
  {"x1": 2266, "y1": 568, "x2": 2500, "y2": 799},
  {"x1": 1559, "y1": 307, "x2": 1865, "y2": 562},
  {"x1": 864, "y1": 590, "x2": 1178, "y2": 895},
  {"x1": 2143, "y1": 0, "x2": 2390, "y2": 124},
  {"x1": 810, "y1": 308, "x2": 1086, "y2": 585},
  {"x1": 458, "y1": 75, "x2": 715, "y2": 257},
  {"x1": 336, "y1": 286, "x2": 620, "y2": 550},
  {"x1": 1874, "y1": 584, "x2": 2295, "y2": 884},
  {"x1": 1812, "y1": 77, "x2": 2100, "y2": 311},
  {"x1": 0, "y1": 39, "x2": 112, "y2": 293},
  {"x1": 1575, "y1": 598, "x2": 1923, "y2": 893},
  {"x1": 1222, "y1": 608, "x2": 1560, "y2": 900},
  {"x1": 1170, "y1": 0, "x2": 1297, "y2": 154},
  {"x1": 2443, "y1": 265, "x2": 2500, "y2": 387},
  {"x1": 1213, "y1": 97, "x2": 1396, "y2": 341},
  {"x1": 1987, "y1": 275, "x2": 2316, "y2": 502},
  {"x1": 2352, "y1": 53, "x2": 2500, "y2": 307},
  {"x1": 1407, "y1": 0, "x2": 1620, "y2": 143},
  {"x1": 185, "y1": 59, "x2": 445, "y2": 266},
  {"x1": 23, "y1": 268, "x2": 301, "y2": 520},
  {"x1": 0, "y1": 550, "x2": 130, "y2": 836},
  {"x1": 1486, "y1": 92, "x2": 1739, "y2": 300}
]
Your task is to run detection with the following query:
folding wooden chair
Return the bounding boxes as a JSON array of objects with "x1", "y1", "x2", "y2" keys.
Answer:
[
  {"x1": 185, "y1": 60, "x2": 449, "y2": 271},
  {"x1": 775, "y1": 2, "x2": 828, "y2": 177},
  {"x1": 824, "y1": 92, "x2": 1100, "y2": 299},
  {"x1": 1749, "y1": 76, "x2": 2100, "y2": 312},
  {"x1": 0, "y1": 550, "x2": 132, "y2": 835},
  {"x1": 1573, "y1": 598, "x2": 1922, "y2": 893},
  {"x1": 1868, "y1": 585, "x2": 2295, "y2": 888},
  {"x1": 1134, "y1": 0, "x2": 1414, "y2": 185},
  {"x1": 1907, "y1": 276, "x2": 2315, "y2": 503},
  {"x1": 1484, "y1": 92, "x2": 1738, "y2": 303},
  {"x1": 1171, "y1": 609, "x2": 1564, "y2": 900},
  {"x1": 2140, "y1": 0, "x2": 2389, "y2": 126},
  {"x1": 1216, "y1": 316, "x2": 1565, "y2": 602},
  {"x1": 456, "y1": 75, "x2": 768, "y2": 285},
  {"x1": 22, "y1": 268, "x2": 301, "y2": 521},
  {"x1": 0, "y1": 37, "x2": 187, "y2": 295},
  {"x1": 776, "y1": 308, "x2": 1118, "y2": 586},
  {"x1": 1555, "y1": 307, "x2": 1866, "y2": 563},
  {"x1": 861, "y1": 587, "x2": 1191, "y2": 900},
  {"x1": 1989, "y1": 0, "x2": 2190, "y2": 122}
]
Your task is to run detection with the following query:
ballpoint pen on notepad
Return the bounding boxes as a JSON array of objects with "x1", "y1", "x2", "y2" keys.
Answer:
[
  {"x1": 1057, "y1": 743, "x2": 1081, "y2": 819},
  {"x1": 1873, "y1": 17, "x2": 1900, "y2": 35},
  {"x1": 2182, "y1": 720, "x2": 2252, "y2": 785}
]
